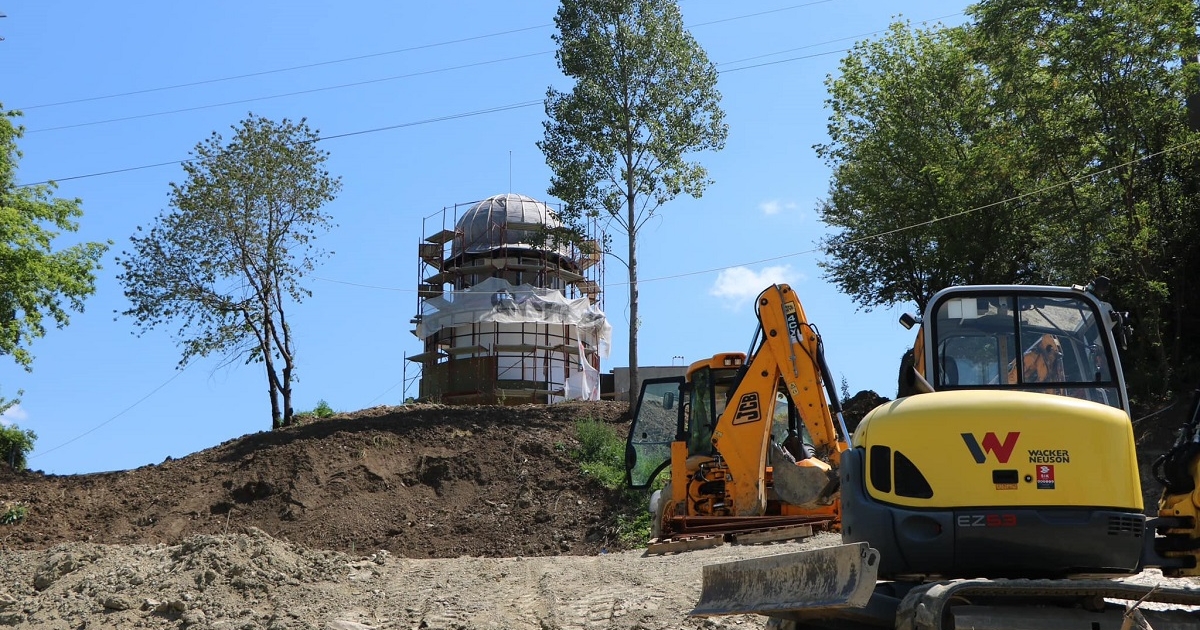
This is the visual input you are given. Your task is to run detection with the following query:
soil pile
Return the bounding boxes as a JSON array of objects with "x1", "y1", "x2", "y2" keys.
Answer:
[
  {"x1": 0, "y1": 401, "x2": 633, "y2": 558},
  {"x1": 2, "y1": 395, "x2": 1198, "y2": 630}
]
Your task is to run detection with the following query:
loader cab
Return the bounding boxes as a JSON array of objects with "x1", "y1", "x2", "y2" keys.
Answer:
[
  {"x1": 625, "y1": 353, "x2": 746, "y2": 489},
  {"x1": 925, "y1": 284, "x2": 1129, "y2": 415},
  {"x1": 625, "y1": 352, "x2": 816, "y2": 489},
  {"x1": 686, "y1": 353, "x2": 747, "y2": 456}
]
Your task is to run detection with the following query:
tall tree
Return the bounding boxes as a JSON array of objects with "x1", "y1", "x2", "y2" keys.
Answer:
[
  {"x1": 970, "y1": 0, "x2": 1200, "y2": 397},
  {"x1": 117, "y1": 115, "x2": 340, "y2": 429},
  {"x1": 539, "y1": 0, "x2": 727, "y2": 405},
  {"x1": 817, "y1": 22, "x2": 1035, "y2": 314},
  {"x1": 0, "y1": 106, "x2": 109, "y2": 406},
  {"x1": 817, "y1": 1, "x2": 1200, "y2": 397}
]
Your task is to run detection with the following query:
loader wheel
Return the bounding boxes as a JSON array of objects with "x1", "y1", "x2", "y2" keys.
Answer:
[{"x1": 648, "y1": 489, "x2": 672, "y2": 540}]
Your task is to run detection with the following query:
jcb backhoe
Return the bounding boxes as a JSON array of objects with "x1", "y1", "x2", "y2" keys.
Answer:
[
  {"x1": 624, "y1": 284, "x2": 850, "y2": 542},
  {"x1": 692, "y1": 279, "x2": 1200, "y2": 629}
]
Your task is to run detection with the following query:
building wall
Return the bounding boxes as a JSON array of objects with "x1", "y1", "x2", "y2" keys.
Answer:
[{"x1": 607, "y1": 366, "x2": 688, "y2": 402}]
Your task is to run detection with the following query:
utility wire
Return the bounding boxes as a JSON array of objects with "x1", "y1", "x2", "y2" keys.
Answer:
[
  {"x1": 18, "y1": 100, "x2": 543, "y2": 186},
  {"x1": 16, "y1": 1, "x2": 847, "y2": 112},
  {"x1": 23, "y1": 35, "x2": 854, "y2": 134},
  {"x1": 14, "y1": 24, "x2": 553, "y2": 111},
  {"x1": 26, "y1": 52, "x2": 548, "y2": 134},
  {"x1": 30, "y1": 360, "x2": 193, "y2": 460},
  {"x1": 21, "y1": 8, "x2": 962, "y2": 135},
  {"x1": 315, "y1": 135, "x2": 1200, "y2": 292},
  {"x1": 17, "y1": 32, "x2": 869, "y2": 182}
]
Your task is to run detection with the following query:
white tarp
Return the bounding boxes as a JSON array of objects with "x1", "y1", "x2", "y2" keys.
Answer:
[{"x1": 417, "y1": 277, "x2": 612, "y2": 358}]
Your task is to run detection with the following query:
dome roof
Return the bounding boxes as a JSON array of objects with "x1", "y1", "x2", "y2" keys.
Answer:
[{"x1": 452, "y1": 193, "x2": 570, "y2": 259}]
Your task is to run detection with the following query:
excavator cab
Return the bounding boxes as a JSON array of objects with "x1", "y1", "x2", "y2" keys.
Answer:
[{"x1": 927, "y1": 291, "x2": 1127, "y2": 411}]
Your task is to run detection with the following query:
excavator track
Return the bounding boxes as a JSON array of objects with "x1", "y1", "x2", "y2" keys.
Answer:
[
  {"x1": 694, "y1": 543, "x2": 1200, "y2": 629},
  {"x1": 894, "y1": 578, "x2": 1200, "y2": 630}
]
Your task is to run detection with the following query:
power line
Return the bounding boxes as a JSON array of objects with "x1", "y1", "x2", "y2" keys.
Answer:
[
  {"x1": 18, "y1": 100, "x2": 543, "y2": 186},
  {"x1": 26, "y1": 52, "x2": 549, "y2": 134},
  {"x1": 17, "y1": 8, "x2": 965, "y2": 182},
  {"x1": 314, "y1": 135, "x2": 1200, "y2": 291},
  {"x1": 14, "y1": 23, "x2": 553, "y2": 111},
  {"x1": 30, "y1": 361, "x2": 192, "y2": 460},
  {"x1": 23, "y1": 17, "x2": 869, "y2": 134},
  {"x1": 16, "y1": 2, "x2": 847, "y2": 113}
]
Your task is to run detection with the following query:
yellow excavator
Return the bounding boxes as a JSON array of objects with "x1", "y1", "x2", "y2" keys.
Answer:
[
  {"x1": 624, "y1": 284, "x2": 849, "y2": 542},
  {"x1": 692, "y1": 279, "x2": 1200, "y2": 629}
]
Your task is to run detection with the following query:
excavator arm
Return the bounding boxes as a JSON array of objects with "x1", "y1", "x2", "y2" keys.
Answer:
[
  {"x1": 1152, "y1": 383, "x2": 1200, "y2": 576},
  {"x1": 710, "y1": 285, "x2": 849, "y2": 516}
]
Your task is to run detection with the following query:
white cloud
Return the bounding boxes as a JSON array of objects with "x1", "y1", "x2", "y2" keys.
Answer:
[
  {"x1": 0, "y1": 404, "x2": 28, "y2": 426},
  {"x1": 709, "y1": 265, "x2": 803, "y2": 308},
  {"x1": 759, "y1": 199, "x2": 798, "y2": 216}
]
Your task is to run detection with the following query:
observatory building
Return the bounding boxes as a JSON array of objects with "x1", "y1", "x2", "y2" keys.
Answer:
[{"x1": 409, "y1": 193, "x2": 610, "y2": 405}]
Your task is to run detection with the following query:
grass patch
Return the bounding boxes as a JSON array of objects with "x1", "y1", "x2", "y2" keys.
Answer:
[{"x1": 572, "y1": 418, "x2": 656, "y2": 547}]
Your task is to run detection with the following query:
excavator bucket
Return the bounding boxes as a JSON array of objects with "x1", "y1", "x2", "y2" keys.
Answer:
[
  {"x1": 691, "y1": 542, "x2": 880, "y2": 617},
  {"x1": 769, "y1": 441, "x2": 838, "y2": 508}
]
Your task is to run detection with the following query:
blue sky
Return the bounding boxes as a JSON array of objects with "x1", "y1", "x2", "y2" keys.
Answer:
[{"x1": 1, "y1": 1, "x2": 970, "y2": 474}]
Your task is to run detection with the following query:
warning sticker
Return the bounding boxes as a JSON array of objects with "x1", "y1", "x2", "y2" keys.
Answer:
[{"x1": 1036, "y1": 465, "x2": 1055, "y2": 490}]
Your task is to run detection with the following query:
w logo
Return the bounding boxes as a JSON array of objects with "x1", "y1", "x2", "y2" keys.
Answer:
[{"x1": 962, "y1": 432, "x2": 1020, "y2": 464}]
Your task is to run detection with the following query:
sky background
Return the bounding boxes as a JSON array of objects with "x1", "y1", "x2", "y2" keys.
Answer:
[{"x1": 1, "y1": 0, "x2": 971, "y2": 474}]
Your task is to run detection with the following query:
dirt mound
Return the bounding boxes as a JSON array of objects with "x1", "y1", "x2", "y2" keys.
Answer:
[
  {"x1": 0, "y1": 401, "x2": 632, "y2": 558},
  {"x1": 841, "y1": 390, "x2": 890, "y2": 434}
]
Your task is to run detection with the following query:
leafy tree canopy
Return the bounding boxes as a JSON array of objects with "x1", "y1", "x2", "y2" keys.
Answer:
[
  {"x1": 117, "y1": 114, "x2": 340, "y2": 428},
  {"x1": 816, "y1": 0, "x2": 1200, "y2": 395},
  {"x1": 0, "y1": 422, "x2": 36, "y2": 471},
  {"x1": 0, "y1": 107, "x2": 109, "y2": 371}
]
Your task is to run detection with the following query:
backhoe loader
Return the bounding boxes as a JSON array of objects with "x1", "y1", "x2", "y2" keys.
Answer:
[
  {"x1": 692, "y1": 279, "x2": 1200, "y2": 629},
  {"x1": 624, "y1": 284, "x2": 850, "y2": 542}
]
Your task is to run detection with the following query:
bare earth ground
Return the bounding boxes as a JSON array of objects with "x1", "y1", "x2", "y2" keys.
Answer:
[{"x1": 0, "y1": 396, "x2": 1196, "y2": 629}]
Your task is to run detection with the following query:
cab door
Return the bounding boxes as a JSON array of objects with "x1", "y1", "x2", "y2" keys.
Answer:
[{"x1": 625, "y1": 377, "x2": 685, "y2": 489}]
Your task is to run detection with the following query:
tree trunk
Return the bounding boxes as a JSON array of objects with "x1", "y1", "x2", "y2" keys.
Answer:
[
  {"x1": 281, "y1": 359, "x2": 293, "y2": 427},
  {"x1": 627, "y1": 187, "x2": 639, "y2": 412},
  {"x1": 268, "y1": 375, "x2": 282, "y2": 430},
  {"x1": 263, "y1": 315, "x2": 282, "y2": 430}
]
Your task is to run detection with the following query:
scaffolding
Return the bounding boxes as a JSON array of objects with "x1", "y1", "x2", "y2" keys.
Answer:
[{"x1": 409, "y1": 194, "x2": 607, "y2": 405}]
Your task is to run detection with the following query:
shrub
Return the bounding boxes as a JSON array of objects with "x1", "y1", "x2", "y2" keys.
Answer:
[
  {"x1": 295, "y1": 399, "x2": 336, "y2": 421},
  {"x1": 1, "y1": 502, "x2": 27, "y2": 525},
  {"x1": 0, "y1": 424, "x2": 36, "y2": 471},
  {"x1": 312, "y1": 400, "x2": 334, "y2": 418},
  {"x1": 574, "y1": 418, "x2": 626, "y2": 487}
]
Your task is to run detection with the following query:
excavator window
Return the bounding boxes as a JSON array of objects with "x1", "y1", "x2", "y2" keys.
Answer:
[
  {"x1": 686, "y1": 366, "x2": 720, "y2": 456},
  {"x1": 932, "y1": 292, "x2": 1122, "y2": 409}
]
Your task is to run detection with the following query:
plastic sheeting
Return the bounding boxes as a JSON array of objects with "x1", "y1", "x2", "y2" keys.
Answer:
[{"x1": 417, "y1": 277, "x2": 612, "y2": 359}]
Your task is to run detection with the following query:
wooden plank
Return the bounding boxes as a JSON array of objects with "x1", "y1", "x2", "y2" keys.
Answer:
[
  {"x1": 730, "y1": 524, "x2": 814, "y2": 546},
  {"x1": 644, "y1": 536, "x2": 725, "y2": 556},
  {"x1": 425, "y1": 229, "x2": 456, "y2": 244}
]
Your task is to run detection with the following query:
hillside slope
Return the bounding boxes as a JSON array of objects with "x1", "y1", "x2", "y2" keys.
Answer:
[{"x1": 0, "y1": 401, "x2": 632, "y2": 558}]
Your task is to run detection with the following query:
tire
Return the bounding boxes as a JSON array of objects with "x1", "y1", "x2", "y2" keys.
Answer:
[{"x1": 648, "y1": 489, "x2": 672, "y2": 540}]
